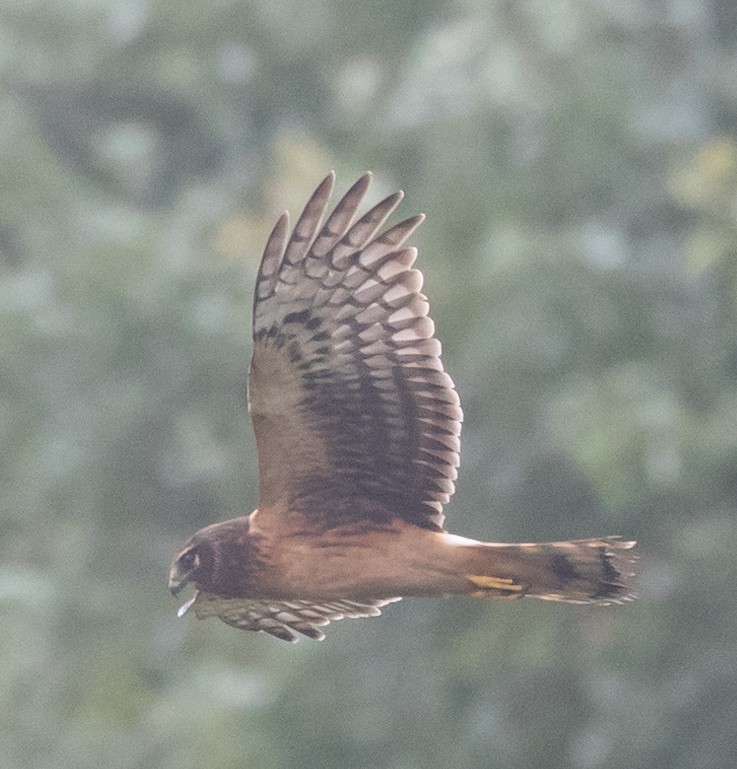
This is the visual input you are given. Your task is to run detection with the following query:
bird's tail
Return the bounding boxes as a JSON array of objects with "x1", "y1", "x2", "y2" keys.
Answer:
[{"x1": 462, "y1": 536, "x2": 637, "y2": 604}]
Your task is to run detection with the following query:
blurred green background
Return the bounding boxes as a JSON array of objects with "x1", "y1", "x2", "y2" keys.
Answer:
[{"x1": 3, "y1": 2, "x2": 737, "y2": 768}]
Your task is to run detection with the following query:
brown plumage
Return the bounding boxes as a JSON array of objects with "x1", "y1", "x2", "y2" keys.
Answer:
[{"x1": 169, "y1": 173, "x2": 636, "y2": 642}]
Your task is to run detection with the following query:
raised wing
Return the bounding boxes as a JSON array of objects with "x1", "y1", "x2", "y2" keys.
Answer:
[
  {"x1": 249, "y1": 173, "x2": 462, "y2": 531},
  {"x1": 189, "y1": 592, "x2": 402, "y2": 642}
]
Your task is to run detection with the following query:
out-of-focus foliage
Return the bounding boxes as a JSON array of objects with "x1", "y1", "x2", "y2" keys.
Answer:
[{"x1": 2, "y1": 2, "x2": 737, "y2": 768}]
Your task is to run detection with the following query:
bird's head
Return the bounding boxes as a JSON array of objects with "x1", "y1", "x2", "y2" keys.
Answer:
[
  {"x1": 169, "y1": 516, "x2": 253, "y2": 616},
  {"x1": 169, "y1": 536, "x2": 214, "y2": 598}
]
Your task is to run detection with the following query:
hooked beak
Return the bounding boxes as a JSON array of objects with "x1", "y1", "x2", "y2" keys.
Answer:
[
  {"x1": 169, "y1": 564, "x2": 198, "y2": 618},
  {"x1": 168, "y1": 565, "x2": 194, "y2": 597}
]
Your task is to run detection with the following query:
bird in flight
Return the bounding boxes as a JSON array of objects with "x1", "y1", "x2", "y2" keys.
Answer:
[{"x1": 169, "y1": 173, "x2": 636, "y2": 642}]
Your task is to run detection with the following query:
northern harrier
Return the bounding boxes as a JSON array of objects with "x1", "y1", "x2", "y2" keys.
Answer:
[{"x1": 169, "y1": 173, "x2": 635, "y2": 642}]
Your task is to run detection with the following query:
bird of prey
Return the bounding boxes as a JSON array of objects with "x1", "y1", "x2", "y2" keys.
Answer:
[{"x1": 169, "y1": 173, "x2": 636, "y2": 642}]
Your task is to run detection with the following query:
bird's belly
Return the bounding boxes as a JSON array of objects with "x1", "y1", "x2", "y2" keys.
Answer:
[{"x1": 265, "y1": 526, "x2": 466, "y2": 600}]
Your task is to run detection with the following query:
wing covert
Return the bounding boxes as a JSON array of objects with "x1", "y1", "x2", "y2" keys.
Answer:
[
  {"x1": 249, "y1": 173, "x2": 462, "y2": 531},
  {"x1": 190, "y1": 592, "x2": 402, "y2": 642}
]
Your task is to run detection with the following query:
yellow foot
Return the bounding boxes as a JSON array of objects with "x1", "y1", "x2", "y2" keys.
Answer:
[{"x1": 467, "y1": 574, "x2": 525, "y2": 598}]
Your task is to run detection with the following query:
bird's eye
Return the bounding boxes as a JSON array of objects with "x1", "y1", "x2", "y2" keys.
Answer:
[{"x1": 179, "y1": 548, "x2": 199, "y2": 572}]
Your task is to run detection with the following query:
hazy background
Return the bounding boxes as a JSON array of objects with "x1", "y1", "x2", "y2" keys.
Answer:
[{"x1": 3, "y1": 2, "x2": 737, "y2": 768}]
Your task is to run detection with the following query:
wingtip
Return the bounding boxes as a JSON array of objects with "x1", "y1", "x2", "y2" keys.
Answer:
[
  {"x1": 315, "y1": 172, "x2": 336, "y2": 199},
  {"x1": 352, "y1": 172, "x2": 373, "y2": 194},
  {"x1": 269, "y1": 210, "x2": 290, "y2": 242}
]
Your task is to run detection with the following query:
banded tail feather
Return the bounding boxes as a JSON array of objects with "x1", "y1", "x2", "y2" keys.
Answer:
[{"x1": 463, "y1": 536, "x2": 636, "y2": 604}]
